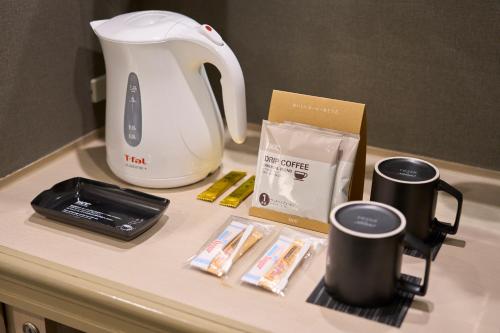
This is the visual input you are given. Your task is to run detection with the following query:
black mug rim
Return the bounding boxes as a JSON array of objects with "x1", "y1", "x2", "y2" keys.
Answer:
[
  {"x1": 375, "y1": 156, "x2": 440, "y2": 184},
  {"x1": 330, "y1": 201, "x2": 406, "y2": 239}
]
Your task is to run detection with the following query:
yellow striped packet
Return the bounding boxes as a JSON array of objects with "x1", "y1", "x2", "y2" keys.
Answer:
[
  {"x1": 197, "y1": 171, "x2": 246, "y2": 202},
  {"x1": 220, "y1": 176, "x2": 255, "y2": 208}
]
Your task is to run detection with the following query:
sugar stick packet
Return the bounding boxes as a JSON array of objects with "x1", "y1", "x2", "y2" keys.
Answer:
[
  {"x1": 197, "y1": 171, "x2": 246, "y2": 202},
  {"x1": 220, "y1": 176, "x2": 255, "y2": 208}
]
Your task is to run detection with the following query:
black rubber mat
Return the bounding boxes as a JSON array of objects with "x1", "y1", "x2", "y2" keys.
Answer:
[{"x1": 306, "y1": 275, "x2": 421, "y2": 328}]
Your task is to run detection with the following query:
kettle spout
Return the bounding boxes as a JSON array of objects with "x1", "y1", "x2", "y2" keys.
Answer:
[{"x1": 90, "y1": 19, "x2": 108, "y2": 32}]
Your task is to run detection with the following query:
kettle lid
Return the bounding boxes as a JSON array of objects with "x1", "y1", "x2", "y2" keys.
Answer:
[{"x1": 92, "y1": 10, "x2": 197, "y2": 43}]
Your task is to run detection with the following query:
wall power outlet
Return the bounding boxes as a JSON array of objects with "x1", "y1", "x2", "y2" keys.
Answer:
[{"x1": 90, "y1": 75, "x2": 106, "y2": 103}]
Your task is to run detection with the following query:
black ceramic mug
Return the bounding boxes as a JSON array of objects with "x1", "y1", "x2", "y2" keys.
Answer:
[
  {"x1": 370, "y1": 156, "x2": 463, "y2": 241},
  {"x1": 325, "y1": 201, "x2": 431, "y2": 307}
]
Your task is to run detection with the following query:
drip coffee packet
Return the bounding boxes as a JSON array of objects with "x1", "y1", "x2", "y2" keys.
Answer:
[
  {"x1": 280, "y1": 122, "x2": 360, "y2": 207},
  {"x1": 331, "y1": 134, "x2": 359, "y2": 206},
  {"x1": 252, "y1": 120, "x2": 342, "y2": 223}
]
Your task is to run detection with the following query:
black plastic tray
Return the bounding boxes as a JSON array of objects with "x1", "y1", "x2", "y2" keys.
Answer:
[{"x1": 31, "y1": 177, "x2": 169, "y2": 241}]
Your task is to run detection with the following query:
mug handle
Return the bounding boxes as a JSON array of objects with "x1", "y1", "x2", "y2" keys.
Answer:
[
  {"x1": 398, "y1": 234, "x2": 431, "y2": 296},
  {"x1": 433, "y1": 179, "x2": 463, "y2": 235}
]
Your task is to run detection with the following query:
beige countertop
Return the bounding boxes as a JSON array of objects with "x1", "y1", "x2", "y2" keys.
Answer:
[{"x1": 0, "y1": 128, "x2": 499, "y2": 333}]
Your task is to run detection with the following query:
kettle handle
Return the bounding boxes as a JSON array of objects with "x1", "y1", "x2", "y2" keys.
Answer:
[
  {"x1": 170, "y1": 24, "x2": 247, "y2": 144},
  {"x1": 216, "y1": 46, "x2": 247, "y2": 144}
]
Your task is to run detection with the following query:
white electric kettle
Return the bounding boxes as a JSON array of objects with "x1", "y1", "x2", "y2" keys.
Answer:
[{"x1": 90, "y1": 11, "x2": 246, "y2": 188}]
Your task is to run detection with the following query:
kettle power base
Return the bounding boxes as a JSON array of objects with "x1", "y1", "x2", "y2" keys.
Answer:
[
  {"x1": 31, "y1": 177, "x2": 169, "y2": 241},
  {"x1": 306, "y1": 275, "x2": 421, "y2": 328}
]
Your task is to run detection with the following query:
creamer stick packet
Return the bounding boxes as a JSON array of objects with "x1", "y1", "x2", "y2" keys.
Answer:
[
  {"x1": 190, "y1": 216, "x2": 272, "y2": 277},
  {"x1": 260, "y1": 239, "x2": 311, "y2": 293},
  {"x1": 236, "y1": 230, "x2": 263, "y2": 260},
  {"x1": 190, "y1": 221, "x2": 246, "y2": 271},
  {"x1": 209, "y1": 229, "x2": 263, "y2": 276},
  {"x1": 208, "y1": 230, "x2": 244, "y2": 275},
  {"x1": 242, "y1": 228, "x2": 325, "y2": 295},
  {"x1": 241, "y1": 235, "x2": 293, "y2": 286},
  {"x1": 210, "y1": 224, "x2": 254, "y2": 276},
  {"x1": 242, "y1": 235, "x2": 311, "y2": 295}
]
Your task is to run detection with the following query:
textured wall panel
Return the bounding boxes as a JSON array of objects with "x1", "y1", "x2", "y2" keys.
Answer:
[
  {"x1": 1, "y1": 1, "x2": 499, "y2": 177},
  {"x1": 0, "y1": 1, "x2": 132, "y2": 177},
  {"x1": 143, "y1": 0, "x2": 500, "y2": 170}
]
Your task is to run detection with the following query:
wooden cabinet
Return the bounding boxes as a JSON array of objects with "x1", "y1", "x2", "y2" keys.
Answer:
[
  {"x1": 2, "y1": 305, "x2": 82, "y2": 333},
  {"x1": 5, "y1": 306, "x2": 45, "y2": 333},
  {"x1": 0, "y1": 304, "x2": 6, "y2": 333}
]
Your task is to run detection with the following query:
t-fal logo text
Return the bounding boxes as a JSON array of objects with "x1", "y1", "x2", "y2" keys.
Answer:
[{"x1": 125, "y1": 154, "x2": 146, "y2": 165}]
